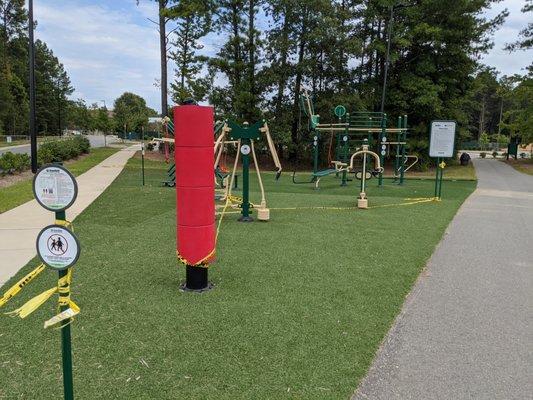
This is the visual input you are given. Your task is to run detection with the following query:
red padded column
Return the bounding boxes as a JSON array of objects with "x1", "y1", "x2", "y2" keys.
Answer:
[{"x1": 175, "y1": 105, "x2": 215, "y2": 266}]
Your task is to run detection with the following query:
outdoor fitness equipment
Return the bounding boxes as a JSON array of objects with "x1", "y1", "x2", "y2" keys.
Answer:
[
  {"x1": 174, "y1": 104, "x2": 215, "y2": 291},
  {"x1": 214, "y1": 120, "x2": 282, "y2": 222},
  {"x1": 348, "y1": 139, "x2": 384, "y2": 209},
  {"x1": 295, "y1": 88, "x2": 417, "y2": 186}
]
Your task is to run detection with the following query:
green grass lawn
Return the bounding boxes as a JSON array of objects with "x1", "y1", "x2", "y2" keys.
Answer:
[
  {"x1": 502, "y1": 158, "x2": 533, "y2": 176},
  {"x1": 0, "y1": 158, "x2": 476, "y2": 399},
  {"x1": 396, "y1": 163, "x2": 476, "y2": 180},
  {"x1": 0, "y1": 140, "x2": 28, "y2": 148},
  {"x1": 0, "y1": 147, "x2": 120, "y2": 213}
]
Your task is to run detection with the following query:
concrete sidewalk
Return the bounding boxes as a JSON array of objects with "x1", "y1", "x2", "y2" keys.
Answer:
[
  {"x1": 0, "y1": 145, "x2": 139, "y2": 285},
  {"x1": 353, "y1": 159, "x2": 533, "y2": 400}
]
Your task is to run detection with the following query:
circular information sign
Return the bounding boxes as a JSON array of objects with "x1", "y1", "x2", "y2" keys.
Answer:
[
  {"x1": 240, "y1": 144, "x2": 251, "y2": 155},
  {"x1": 334, "y1": 105, "x2": 346, "y2": 118},
  {"x1": 33, "y1": 165, "x2": 78, "y2": 211},
  {"x1": 36, "y1": 225, "x2": 80, "y2": 270}
]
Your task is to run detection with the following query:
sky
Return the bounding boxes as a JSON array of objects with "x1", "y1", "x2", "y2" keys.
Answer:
[{"x1": 31, "y1": 0, "x2": 532, "y2": 112}]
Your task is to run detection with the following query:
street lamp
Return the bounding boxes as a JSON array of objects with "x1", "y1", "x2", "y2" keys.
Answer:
[
  {"x1": 28, "y1": 0, "x2": 37, "y2": 172},
  {"x1": 101, "y1": 100, "x2": 107, "y2": 147}
]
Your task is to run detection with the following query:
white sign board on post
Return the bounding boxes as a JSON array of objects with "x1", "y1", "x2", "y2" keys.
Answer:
[
  {"x1": 36, "y1": 225, "x2": 81, "y2": 270},
  {"x1": 33, "y1": 165, "x2": 78, "y2": 211},
  {"x1": 429, "y1": 120, "x2": 456, "y2": 158}
]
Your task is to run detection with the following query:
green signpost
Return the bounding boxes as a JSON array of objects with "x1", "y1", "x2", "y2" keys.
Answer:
[
  {"x1": 429, "y1": 120, "x2": 457, "y2": 200},
  {"x1": 227, "y1": 120, "x2": 263, "y2": 222},
  {"x1": 33, "y1": 164, "x2": 80, "y2": 400}
]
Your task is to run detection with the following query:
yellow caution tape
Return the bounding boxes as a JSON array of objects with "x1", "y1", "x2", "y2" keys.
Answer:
[
  {"x1": 44, "y1": 300, "x2": 80, "y2": 329},
  {"x1": 0, "y1": 264, "x2": 46, "y2": 308},
  {"x1": 177, "y1": 196, "x2": 231, "y2": 268},
  {"x1": 6, "y1": 286, "x2": 57, "y2": 319},
  {"x1": 5, "y1": 256, "x2": 79, "y2": 328}
]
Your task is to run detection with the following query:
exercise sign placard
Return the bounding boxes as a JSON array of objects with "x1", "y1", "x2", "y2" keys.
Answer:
[
  {"x1": 33, "y1": 165, "x2": 78, "y2": 211},
  {"x1": 36, "y1": 225, "x2": 80, "y2": 270},
  {"x1": 429, "y1": 121, "x2": 456, "y2": 158}
]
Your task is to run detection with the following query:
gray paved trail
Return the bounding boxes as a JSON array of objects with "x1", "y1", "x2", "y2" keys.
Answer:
[{"x1": 353, "y1": 159, "x2": 533, "y2": 400}]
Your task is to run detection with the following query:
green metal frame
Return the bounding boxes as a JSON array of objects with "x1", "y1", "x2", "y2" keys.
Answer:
[{"x1": 227, "y1": 120, "x2": 263, "y2": 221}]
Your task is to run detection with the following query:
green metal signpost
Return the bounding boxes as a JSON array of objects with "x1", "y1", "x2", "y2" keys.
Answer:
[
  {"x1": 429, "y1": 120, "x2": 457, "y2": 200},
  {"x1": 227, "y1": 120, "x2": 263, "y2": 222},
  {"x1": 33, "y1": 165, "x2": 79, "y2": 400}
]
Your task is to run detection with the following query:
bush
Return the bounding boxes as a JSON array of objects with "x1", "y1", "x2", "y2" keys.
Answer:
[
  {"x1": 73, "y1": 135, "x2": 90, "y2": 154},
  {"x1": 480, "y1": 152, "x2": 487, "y2": 158},
  {"x1": 520, "y1": 153, "x2": 527, "y2": 159},
  {"x1": 492, "y1": 151, "x2": 498, "y2": 159},
  {"x1": 37, "y1": 147, "x2": 54, "y2": 165},
  {"x1": 0, "y1": 152, "x2": 30, "y2": 174},
  {"x1": 38, "y1": 137, "x2": 91, "y2": 166}
]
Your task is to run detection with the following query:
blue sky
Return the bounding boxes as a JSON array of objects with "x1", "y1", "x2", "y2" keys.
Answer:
[{"x1": 32, "y1": 0, "x2": 532, "y2": 112}]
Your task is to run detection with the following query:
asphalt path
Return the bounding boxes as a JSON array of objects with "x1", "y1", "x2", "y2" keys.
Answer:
[{"x1": 353, "y1": 159, "x2": 533, "y2": 400}]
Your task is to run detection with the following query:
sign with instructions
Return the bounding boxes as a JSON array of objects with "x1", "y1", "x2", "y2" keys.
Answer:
[
  {"x1": 429, "y1": 121, "x2": 456, "y2": 158},
  {"x1": 33, "y1": 165, "x2": 78, "y2": 211},
  {"x1": 36, "y1": 225, "x2": 80, "y2": 270}
]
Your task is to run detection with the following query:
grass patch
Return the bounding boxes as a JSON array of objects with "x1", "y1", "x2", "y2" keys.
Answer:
[
  {"x1": 0, "y1": 147, "x2": 120, "y2": 213},
  {"x1": 0, "y1": 158, "x2": 475, "y2": 399},
  {"x1": 502, "y1": 158, "x2": 533, "y2": 176},
  {"x1": 0, "y1": 140, "x2": 29, "y2": 148},
  {"x1": 398, "y1": 163, "x2": 476, "y2": 180}
]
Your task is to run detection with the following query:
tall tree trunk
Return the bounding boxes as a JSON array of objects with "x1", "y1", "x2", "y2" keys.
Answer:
[
  {"x1": 479, "y1": 95, "x2": 486, "y2": 139},
  {"x1": 230, "y1": 3, "x2": 241, "y2": 117},
  {"x1": 290, "y1": 13, "x2": 307, "y2": 161},
  {"x1": 247, "y1": 0, "x2": 256, "y2": 120},
  {"x1": 159, "y1": 0, "x2": 168, "y2": 115},
  {"x1": 274, "y1": 10, "x2": 290, "y2": 118}
]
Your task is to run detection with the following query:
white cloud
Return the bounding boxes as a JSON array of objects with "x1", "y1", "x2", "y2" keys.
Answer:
[
  {"x1": 30, "y1": 0, "x2": 530, "y2": 113},
  {"x1": 33, "y1": 0, "x2": 164, "y2": 111},
  {"x1": 481, "y1": 0, "x2": 533, "y2": 76}
]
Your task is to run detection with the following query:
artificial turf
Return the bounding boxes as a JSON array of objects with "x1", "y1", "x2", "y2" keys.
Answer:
[{"x1": 0, "y1": 157, "x2": 476, "y2": 399}]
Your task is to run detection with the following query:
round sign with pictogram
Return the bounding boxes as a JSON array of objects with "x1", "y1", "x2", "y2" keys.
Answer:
[
  {"x1": 36, "y1": 225, "x2": 80, "y2": 270},
  {"x1": 33, "y1": 165, "x2": 78, "y2": 212}
]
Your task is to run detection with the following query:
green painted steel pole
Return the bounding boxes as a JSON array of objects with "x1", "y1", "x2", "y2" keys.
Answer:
[
  {"x1": 341, "y1": 135, "x2": 348, "y2": 186},
  {"x1": 394, "y1": 116, "x2": 401, "y2": 182},
  {"x1": 141, "y1": 127, "x2": 145, "y2": 186},
  {"x1": 55, "y1": 210, "x2": 74, "y2": 400},
  {"x1": 378, "y1": 114, "x2": 386, "y2": 187},
  {"x1": 312, "y1": 133, "x2": 319, "y2": 174},
  {"x1": 239, "y1": 139, "x2": 252, "y2": 222},
  {"x1": 434, "y1": 157, "x2": 440, "y2": 198},
  {"x1": 399, "y1": 115, "x2": 407, "y2": 185},
  {"x1": 438, "y1": 161, "x2": 444, "y2": 199}
]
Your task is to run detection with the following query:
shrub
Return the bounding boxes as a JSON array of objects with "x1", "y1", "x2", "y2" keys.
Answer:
[
  {"x1": 73, "y1": 135, "x2": 90, "y2": 154},
  {"x1": 520, "y1": 152, "x2": 527, "y2": 159},
  {"x1": 37, "y1": 147, "x2": 54, "y2": 165},
  {"x1": 492, "y1": 151, "x2": 498, "y2": 159},
  {"x1": 38, "y1": 137, "x2": 91, "y2": 166},
  {"x1": 0, "y1": 152, "x2": 30, "y2": 174},
  {"x1": 480, "y1": 152, "x2": 487, "y2": 158}
]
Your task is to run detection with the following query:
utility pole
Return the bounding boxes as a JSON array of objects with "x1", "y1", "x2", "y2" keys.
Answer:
[
  {"x1": 159, "y1": 0, "x2": 168, "y2": 117},
  {"x1": 28, "y1": 0, "x2": 38, "y2": 172},
  {"x1": 497, "y1": 97, "x2": 503, "y2": 150}
]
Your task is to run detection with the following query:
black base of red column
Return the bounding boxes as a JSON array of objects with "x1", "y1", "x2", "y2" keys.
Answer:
[{"x1": 181, "y1": 265, "x2": 212, "y2": 292}]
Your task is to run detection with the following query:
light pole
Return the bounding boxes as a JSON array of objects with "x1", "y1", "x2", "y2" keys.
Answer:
[
  {"x1": 100, "y1": 100, "x2": 107, "y2": 147},
  {"x1": 28, "y1": 0, "x2": 38, "y2": 172}
]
